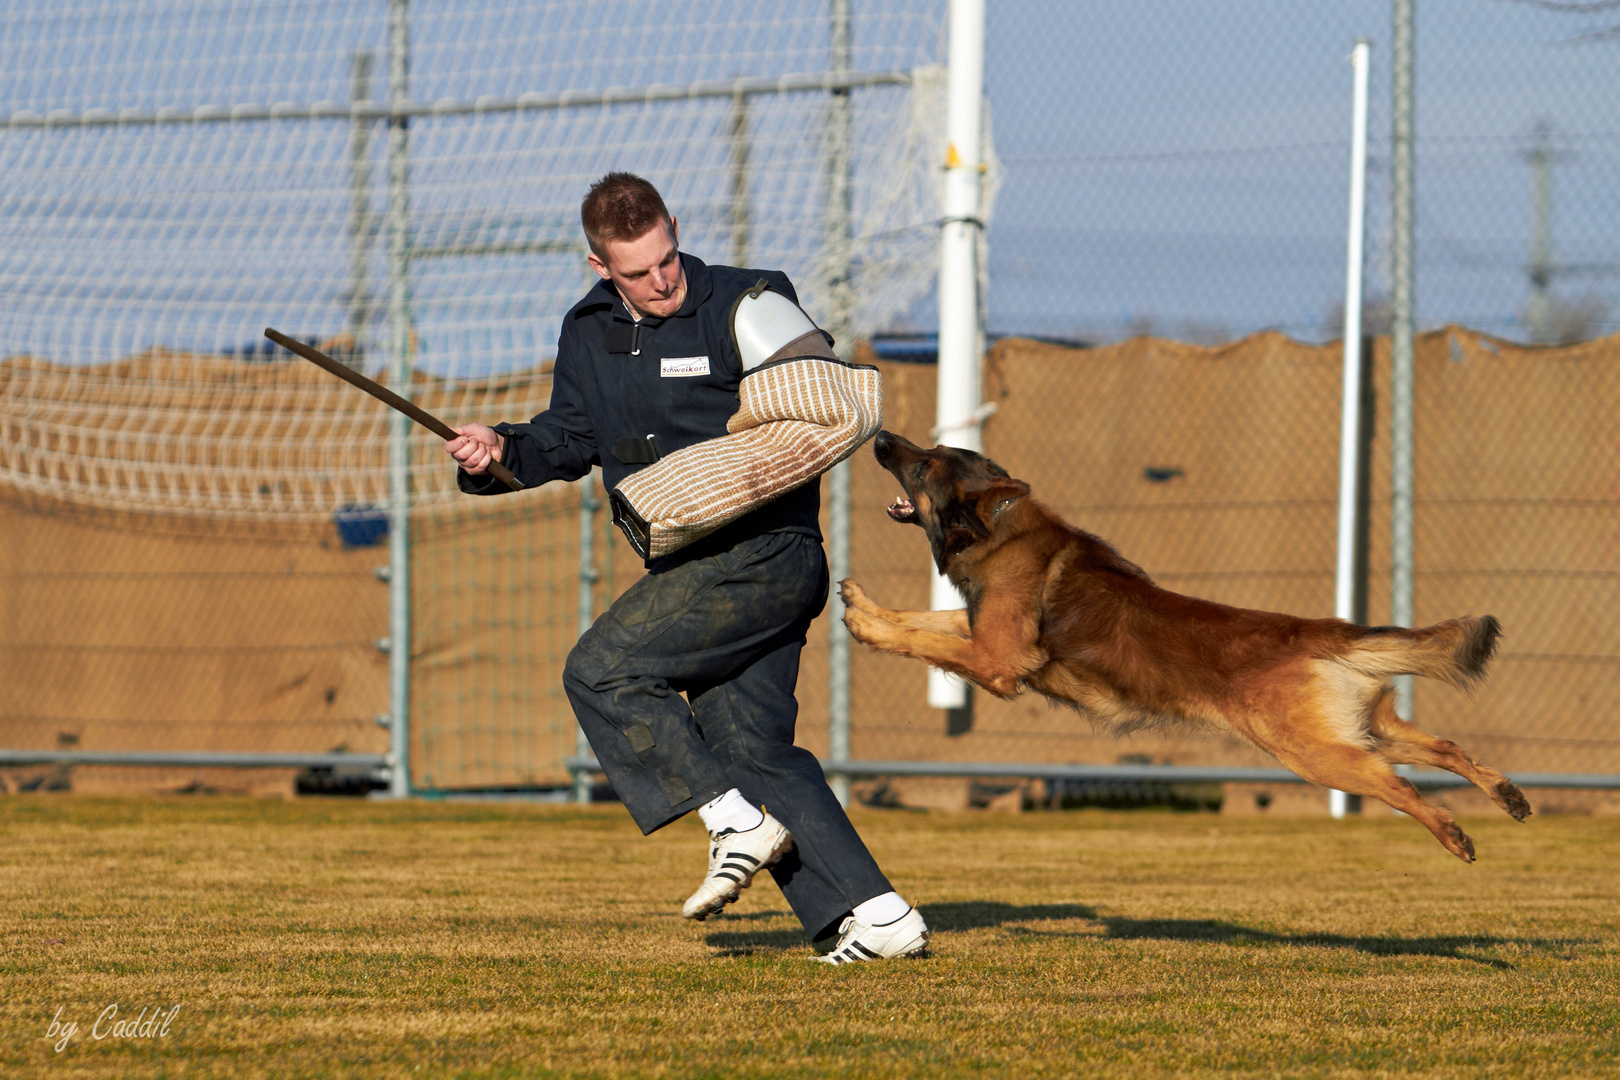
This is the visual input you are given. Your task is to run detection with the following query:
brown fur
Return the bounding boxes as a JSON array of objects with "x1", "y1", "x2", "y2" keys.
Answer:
[{"x1": 841, "y1": 431, "x2": 1531, "y2": 862}]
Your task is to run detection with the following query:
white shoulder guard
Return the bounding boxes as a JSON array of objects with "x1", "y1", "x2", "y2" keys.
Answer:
[{"x1": 730, "y1": 282, "x2": 825, "y2": 370}]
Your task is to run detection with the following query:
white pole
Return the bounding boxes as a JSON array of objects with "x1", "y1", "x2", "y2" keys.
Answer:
[
  {"x1": 928, "y1": 0, "x2": 987, "y2": 709},
  {"x1": 1330, "y1": 40, "x2": 1371, "y2": 821}
]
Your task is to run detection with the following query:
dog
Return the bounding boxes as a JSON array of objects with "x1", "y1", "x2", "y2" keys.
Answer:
[{"x1": 838, "y1": 430, "x2": 1532, "y2": 861}]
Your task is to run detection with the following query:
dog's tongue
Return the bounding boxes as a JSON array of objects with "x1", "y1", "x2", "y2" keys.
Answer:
[{"x1": 887, "y1": 497, "x2": 915, "y2": 521}]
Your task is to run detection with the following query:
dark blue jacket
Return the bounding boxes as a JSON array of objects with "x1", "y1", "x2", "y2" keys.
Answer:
[{"x1": 459, "y1": 253, "x2": 822, "y2": 562}]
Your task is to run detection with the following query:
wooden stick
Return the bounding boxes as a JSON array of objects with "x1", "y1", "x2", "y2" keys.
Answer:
[{"x1": 264, "y1": 328, "x2": 523, "y2": 492}]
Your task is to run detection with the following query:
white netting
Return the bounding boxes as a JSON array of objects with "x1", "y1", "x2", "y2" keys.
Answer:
[{"x1": 0, "y1": 0, "x2": 959, "y2": 519}]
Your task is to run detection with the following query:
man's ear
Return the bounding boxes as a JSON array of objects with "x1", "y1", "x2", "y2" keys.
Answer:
[{"x1": 587, "y1": 250, "x2": 611, "y2": 281}]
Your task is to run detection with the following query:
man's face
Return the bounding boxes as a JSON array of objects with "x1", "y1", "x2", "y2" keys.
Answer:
[{"x1": 588, "y1": 217, "x2": 687, "y2": 319}]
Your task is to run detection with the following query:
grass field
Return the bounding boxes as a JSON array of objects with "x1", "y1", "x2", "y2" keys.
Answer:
[{"x1": 2, "y1": 796, "x2": 1617, "y2": 1079}]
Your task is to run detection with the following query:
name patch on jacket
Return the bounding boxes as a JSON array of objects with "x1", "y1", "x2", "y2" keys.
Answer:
[{"x1": 660, "y1": 356, "x2": 710, "y2": 377}]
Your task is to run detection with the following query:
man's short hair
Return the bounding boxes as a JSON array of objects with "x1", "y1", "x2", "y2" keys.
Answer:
[{"x1": 581, "y1": 172, "x2": 672, "y2": 259}]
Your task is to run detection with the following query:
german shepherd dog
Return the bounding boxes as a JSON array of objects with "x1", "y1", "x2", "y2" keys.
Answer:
[{"x1": 839, "y1": 431, "x2": 1532, "y2": 861}]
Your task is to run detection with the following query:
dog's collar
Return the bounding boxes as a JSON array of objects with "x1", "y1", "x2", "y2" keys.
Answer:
[{"x1": 992, "y1": 495, "x2": 1023, "y2": 522}]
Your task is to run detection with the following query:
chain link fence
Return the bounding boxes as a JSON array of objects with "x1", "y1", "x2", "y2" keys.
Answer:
[
  {"x1": 973, "y1": 0, "x2": 1618, "y2": 346},
  {"x1": 815, "y1": 0, "x2": 1620, "y2": 810},
  {"x1": 0, "y1": 0, "x2": 946, "y2": 795},
  {"x1": 2, "y1": 1, "x2": 1617, "y2": 807}
]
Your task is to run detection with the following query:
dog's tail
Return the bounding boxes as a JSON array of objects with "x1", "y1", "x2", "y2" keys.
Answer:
[{"x1": 1335, "y1": 616, "x2": 1500, "y2": 692}]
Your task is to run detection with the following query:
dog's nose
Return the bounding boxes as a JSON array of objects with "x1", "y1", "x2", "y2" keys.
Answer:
[{"x1": 874, "y1": 429, "x2": 896, "y2": 455}]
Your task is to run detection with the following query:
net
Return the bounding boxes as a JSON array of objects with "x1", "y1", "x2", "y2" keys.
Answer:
[{"x1": 0, "y1": 0, "x2": 958, "y2": 520}]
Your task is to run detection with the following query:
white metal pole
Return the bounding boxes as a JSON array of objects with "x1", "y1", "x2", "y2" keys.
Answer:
[
  {"x1": 384, "y1": 0, "x2": 412, "y2": 798},
  {"x1": 1330, "y1": 40, "x2": 1372, "y2": 821},
  {"x1": 928, "y1": 0, "x2": 987, "y2": 709}
]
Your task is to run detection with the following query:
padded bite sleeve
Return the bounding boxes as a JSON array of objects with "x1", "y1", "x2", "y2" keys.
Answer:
[{"x1": 609, "y1": 355, "x2": 882, "y2": 560}]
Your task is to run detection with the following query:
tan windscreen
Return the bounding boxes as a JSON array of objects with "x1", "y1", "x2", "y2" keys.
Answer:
[{"x1": 4, "y1": 327, "x2": 1618, "y2": 794}]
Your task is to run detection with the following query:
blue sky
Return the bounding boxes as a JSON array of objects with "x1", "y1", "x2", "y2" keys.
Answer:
[
  {"x1": 1, "y1": 0, "x2": 1615, "y2": 372},
  {"x1": 976, "y1": 0, "x2": 1620, "y2": 342}
]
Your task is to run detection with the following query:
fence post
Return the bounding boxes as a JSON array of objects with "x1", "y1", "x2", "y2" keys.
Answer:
[
  {"x1": 346, "y1": 50, "x2": 375, "y2": 354},
  {"x1": 384, "y1": 0, "x2": 412, "y2": 799},
  {"x1": 1390, "y1": 0, "x2": 1417, "y2": 726},
  {"x1": 575, "y1": 471, "x2": 600, "y2": 804},
  {"x1": 825, "y1": 0, "x2": 855, "y2": 807},
  {"x1": 728, "y1": 91, "x2": 751, "y2": 267}
]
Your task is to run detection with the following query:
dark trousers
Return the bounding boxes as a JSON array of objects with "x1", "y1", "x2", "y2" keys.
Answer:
[{"x1": 562, "y1": 529, "x2": 892, "y2": 940}]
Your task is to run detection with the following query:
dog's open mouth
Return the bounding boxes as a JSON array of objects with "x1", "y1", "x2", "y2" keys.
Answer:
[{"x1": 887, "y1": 496, "x2": 915, "y2": 522}]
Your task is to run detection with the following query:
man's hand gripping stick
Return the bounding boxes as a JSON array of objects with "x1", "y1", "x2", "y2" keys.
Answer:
[{"x1": 264, "y1": 328, "x2": 523, "y2": 492}]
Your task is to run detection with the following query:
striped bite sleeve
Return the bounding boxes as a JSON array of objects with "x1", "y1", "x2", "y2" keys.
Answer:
[{"x1": 608, "y1": 357, "x2": 882, "y2": 560}]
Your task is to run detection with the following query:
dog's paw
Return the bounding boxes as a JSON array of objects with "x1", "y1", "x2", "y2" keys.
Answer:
[
  {"x1": 838, "y1": 578, "x2": 876, "y2": 614},
  {"x1": 1495, "y1": 780, "x2": 1533, "y2": 822},
  {"x1": 841, "y1": 605, "x2": 884, "y2": 646},
  {"x1": 1443, "y1": 822, "x2": 1477, "y2": 863}
]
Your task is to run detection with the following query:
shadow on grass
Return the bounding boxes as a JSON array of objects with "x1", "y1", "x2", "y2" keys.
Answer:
[
  {"x1": 918, "y1": 901, "x2": 1588, "y2": 970},
  {"x1": 701, "y1": 911, "x2": 807, "y2": 957},
  {"x1": 701, "y1": 900, "x2": 1589, "y2": 966}
]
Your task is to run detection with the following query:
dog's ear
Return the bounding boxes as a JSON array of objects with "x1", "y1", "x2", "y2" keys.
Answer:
[
  {"x1": 968, "y1": 475, "x2": 1029, "y2": 500},
  {"x1": 967, "y1": 477, "x2": 1030, "y2": 524}
]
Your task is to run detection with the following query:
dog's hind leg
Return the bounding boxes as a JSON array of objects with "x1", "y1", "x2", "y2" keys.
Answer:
[
  {"x1": 1366, "y1": 688, "x2": 1532, "y2": 822},
  {"x1": 1274, "y1": 740, "x2": 1479, "y2": 862},
  {"x1": 1241, "y1": 671, "x2": 1478, "y2": 861}
]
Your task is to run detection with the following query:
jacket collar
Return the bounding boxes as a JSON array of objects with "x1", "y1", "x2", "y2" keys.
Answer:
[{"x1": 605, "y1": 252, "x2": 712, "y2": 326}]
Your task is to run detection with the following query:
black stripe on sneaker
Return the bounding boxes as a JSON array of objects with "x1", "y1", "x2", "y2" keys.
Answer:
[
  {"x1": 727, "y1": 852, "x2": 761, "y2": 865},
  {"x1": 850, "y1": 940, "x2": 880, "y2": 959},
  {"x1": 720, "y1": 861, "x2": 755, "y2": 874},
  {"x1": 714, "y1": 871, "x2": 742, "y2": 883}
]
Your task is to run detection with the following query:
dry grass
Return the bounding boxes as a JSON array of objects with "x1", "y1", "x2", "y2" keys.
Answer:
[{"x1": 2, "y1": 796, "x2": 1617, "y2": 1078}]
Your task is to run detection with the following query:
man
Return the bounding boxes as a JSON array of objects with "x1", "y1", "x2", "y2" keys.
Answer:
[{"x1": 447, "y1": 172, "x2": 928, "y2": 964}]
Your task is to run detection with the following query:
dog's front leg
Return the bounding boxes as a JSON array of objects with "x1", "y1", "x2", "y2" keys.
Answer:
[
  {"x1": 843, "y1": 591, "x2": 1045, "y2": 698},
  {"x1": 838, "y1": 579, "x2": 970, "y2": 637}
]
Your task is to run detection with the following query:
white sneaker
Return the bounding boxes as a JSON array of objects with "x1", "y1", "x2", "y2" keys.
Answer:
[
  {"x1": 681, "y1": 813, "x2": 794, "y2": 921},
  {"x1": 815, "y1": 907, "x2": 931, "y2": 964}
]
